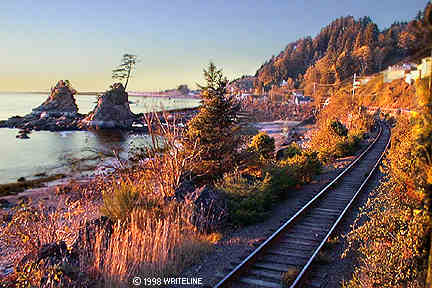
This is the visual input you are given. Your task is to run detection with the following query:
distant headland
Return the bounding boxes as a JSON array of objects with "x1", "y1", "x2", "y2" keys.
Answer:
[{"x1": 0, "y1": 87, "x2": 201, "y2": 99}]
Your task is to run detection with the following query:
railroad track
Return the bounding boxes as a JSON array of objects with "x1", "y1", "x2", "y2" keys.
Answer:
[{"x1": 214, "y1": 122, "x2": 391, "y2": 288}]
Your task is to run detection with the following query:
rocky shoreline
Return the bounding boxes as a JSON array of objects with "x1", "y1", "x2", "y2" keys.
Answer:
[
  {"x1": 0, "y1": 113, "x2": 86, "y2": 132},
  {"x1": 0, "y1": 81, "x2": 200, "y2": 136}
]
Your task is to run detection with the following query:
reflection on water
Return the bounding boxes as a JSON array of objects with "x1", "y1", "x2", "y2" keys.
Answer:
[
  {"x1": 89, "y1": 129, "x2": 129, "y2": 156},
  {"x1": 0, "y1": 129, "x2": 151, "y2": 183},
  {"x1": 0, "y1": 93, "x2": 201, "y2": 184},
  {"x1": 0, "y1": 127, "x2": 155, "y2": 184},
  {"x1": 91, "y1": 129, "x2": 128, "y2": 143}
]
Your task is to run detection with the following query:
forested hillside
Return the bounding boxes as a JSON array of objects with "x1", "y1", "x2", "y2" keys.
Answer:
[{"x1": 254, "y1": 6, "x2": 430, "y2": 95}]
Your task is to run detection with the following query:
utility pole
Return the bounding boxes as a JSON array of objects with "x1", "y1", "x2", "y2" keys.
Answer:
[
  {"x1": 352, "y1": 73, "x2": 356, "y2": 99},
  {"x1": 427, "y1": 48, "x2": 432, "y2": 288},
  {"x1": 429, "y1": 48, "x2": 432, "y2": 91},
  {"x1": 352, "y1": 73, "x2": 360, "y2": 102}
]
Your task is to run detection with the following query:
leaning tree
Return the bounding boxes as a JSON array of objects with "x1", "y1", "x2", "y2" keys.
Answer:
[{"x1": 112, "y1": 54, "x2": 138, "y2": 90}]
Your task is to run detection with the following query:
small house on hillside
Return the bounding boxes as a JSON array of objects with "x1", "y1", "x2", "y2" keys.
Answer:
[
  {"x1": 293, "y1": 91, "x2": 311, "y2": 105},
  {"x1": 292, "y1": 91, "x2": 303, "y2": 97},
  {"x1": 382, "y1": 64, "x2": 411, "y2": 83},
  {"x1": 418, "y1": 57, "x2": 432, "y2": 79},
  {"x1": 405, "y1": 57, "x2": 432, "y2": 84},
  {"x1": 405, "y1": 70, "x2": 421, "y2": 84}
]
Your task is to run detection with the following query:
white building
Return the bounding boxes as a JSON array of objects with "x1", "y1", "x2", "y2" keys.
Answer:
[
  {"x1": 382, "y1": 67, "x2": 407, "y2": 83},
  {"x1": 292, "y1": 91, "x2": 304, "y2": 98},
  {"x1": 405, "y1": 70, "x2": 421, "y2": 84},
  {"x1": 294, "y1": 94, "x2": 312, "y2": 105},
  {"x1": 404, "y1": 57, "x2": 431, "y2": 84},
  {"x1": 418, "y1": 57, "x2": 432, "y2": 79}
]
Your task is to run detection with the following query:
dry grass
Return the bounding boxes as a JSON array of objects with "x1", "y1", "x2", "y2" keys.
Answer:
[
  {"x1": 0, "y1": 194, "x2": 99, "y2": 287},
  {"x1": 86, "y1": 112, "x2": 215, "y2": 286},
  {"x1": 0, "y1": 197, "x2": 95, "y2": 256},
  {"x1": 344, "y1": 111, "x2": 431, "y2": 287},
  {"x1": 130, "y1": 112, "x2": 199, "y2": 198},
  {"x1": 88, "y1": 208, "x2": 213, "y2": 287}
]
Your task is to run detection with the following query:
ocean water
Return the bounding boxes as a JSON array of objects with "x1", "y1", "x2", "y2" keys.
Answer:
[{"x1": 0, "y1": 93, "x2": 201, "y2": 184}]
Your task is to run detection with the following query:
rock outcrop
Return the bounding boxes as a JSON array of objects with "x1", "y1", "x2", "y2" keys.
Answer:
[
  {"x1": 186, "y1": 184, "x2": 228, "y2": 232},
  {"x1": 80, "y1": 83, "x2": 137, "y2": 129},
  {"x1": 0, "y1": 80, "x2": 84, "y2": 132},
  {"x1": 72, "y1": 216, "x2": 113, "y2": 271},
  {"x1": 173, "y1": 177, "x2": 228, "y2": 232},
  {"x1": 0, "y1": 112, "x2": 85, "y2": 132},
  {"x1": 32, "y1": 80, "x2": 78, "y2": 116},
  {"x1": 0, "y1": 81, "x2": 196, "y2": 132},
  {"x1": 16, "y1": 241, "x2": 87, "y2": 287},
  {"x1": 9, "y1": 217, "x2": 114, "y2": 287}
]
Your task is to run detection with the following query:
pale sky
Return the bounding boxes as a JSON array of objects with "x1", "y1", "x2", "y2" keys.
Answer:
[{"x1": 0, "y1": 0, "x2": 429, "y2": 92}]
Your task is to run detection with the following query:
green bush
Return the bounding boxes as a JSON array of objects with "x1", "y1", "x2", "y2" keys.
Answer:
[
  {"x1": 279, "y1": 143, "x2": 302, "y2": 160},
  {"x1": 218, "y1": 165, "x2": 300, "y2": 226},
  {"x1": 280, "y1": 151, "x2": 322, "y2": 184},
  {"x1": 335, "y1": 135, "x2": 362, "y2": 157},
  {"x1": 331, "y1": 120, "x2": 348, "y2": 137},
  {"x1": 248, "y1": 132, "x2": 275, "y2": 160},
  {"x1": 217, "y1": 172, "x2": 275, "y2": 225},
  {"x1": 265, "y1": 167, "x2": 297, "y2": 198},
  {"x1": 100, "y1": 180, "x2": 141, "y2": 223},
  {"x1": 218, "y1": 147, "x2": 322, "y2": 226}
]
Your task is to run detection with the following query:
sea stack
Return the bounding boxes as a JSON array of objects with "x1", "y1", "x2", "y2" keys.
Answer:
[
  {"x1": 32, "y1": 80, "x2": 78, "y2": 116},
  {"x1": 0, "y1": 80, "x2": 82, "y2": 131},
  {"x1": 81, "y1": 83, "x2": 136, "y2": 129}
]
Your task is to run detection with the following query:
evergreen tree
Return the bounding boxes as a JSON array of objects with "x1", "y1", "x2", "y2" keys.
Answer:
[
  {"x1": 186, "y1": 62, "x2": 241, "y2": 182},
  {"x1": 411, "y1": 2, "x2": 432, "y2": 60},
  {"x1": 112, "y1": 54, "x2": 137, "y2": 90},
  {"x1": 364, "y1": 23, "x2": 378, "y2": 46}
]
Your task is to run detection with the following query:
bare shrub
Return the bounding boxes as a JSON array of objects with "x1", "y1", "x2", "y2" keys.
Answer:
[{"x1": 0, "y1": 198, "x2": 92, "y2": 257}]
